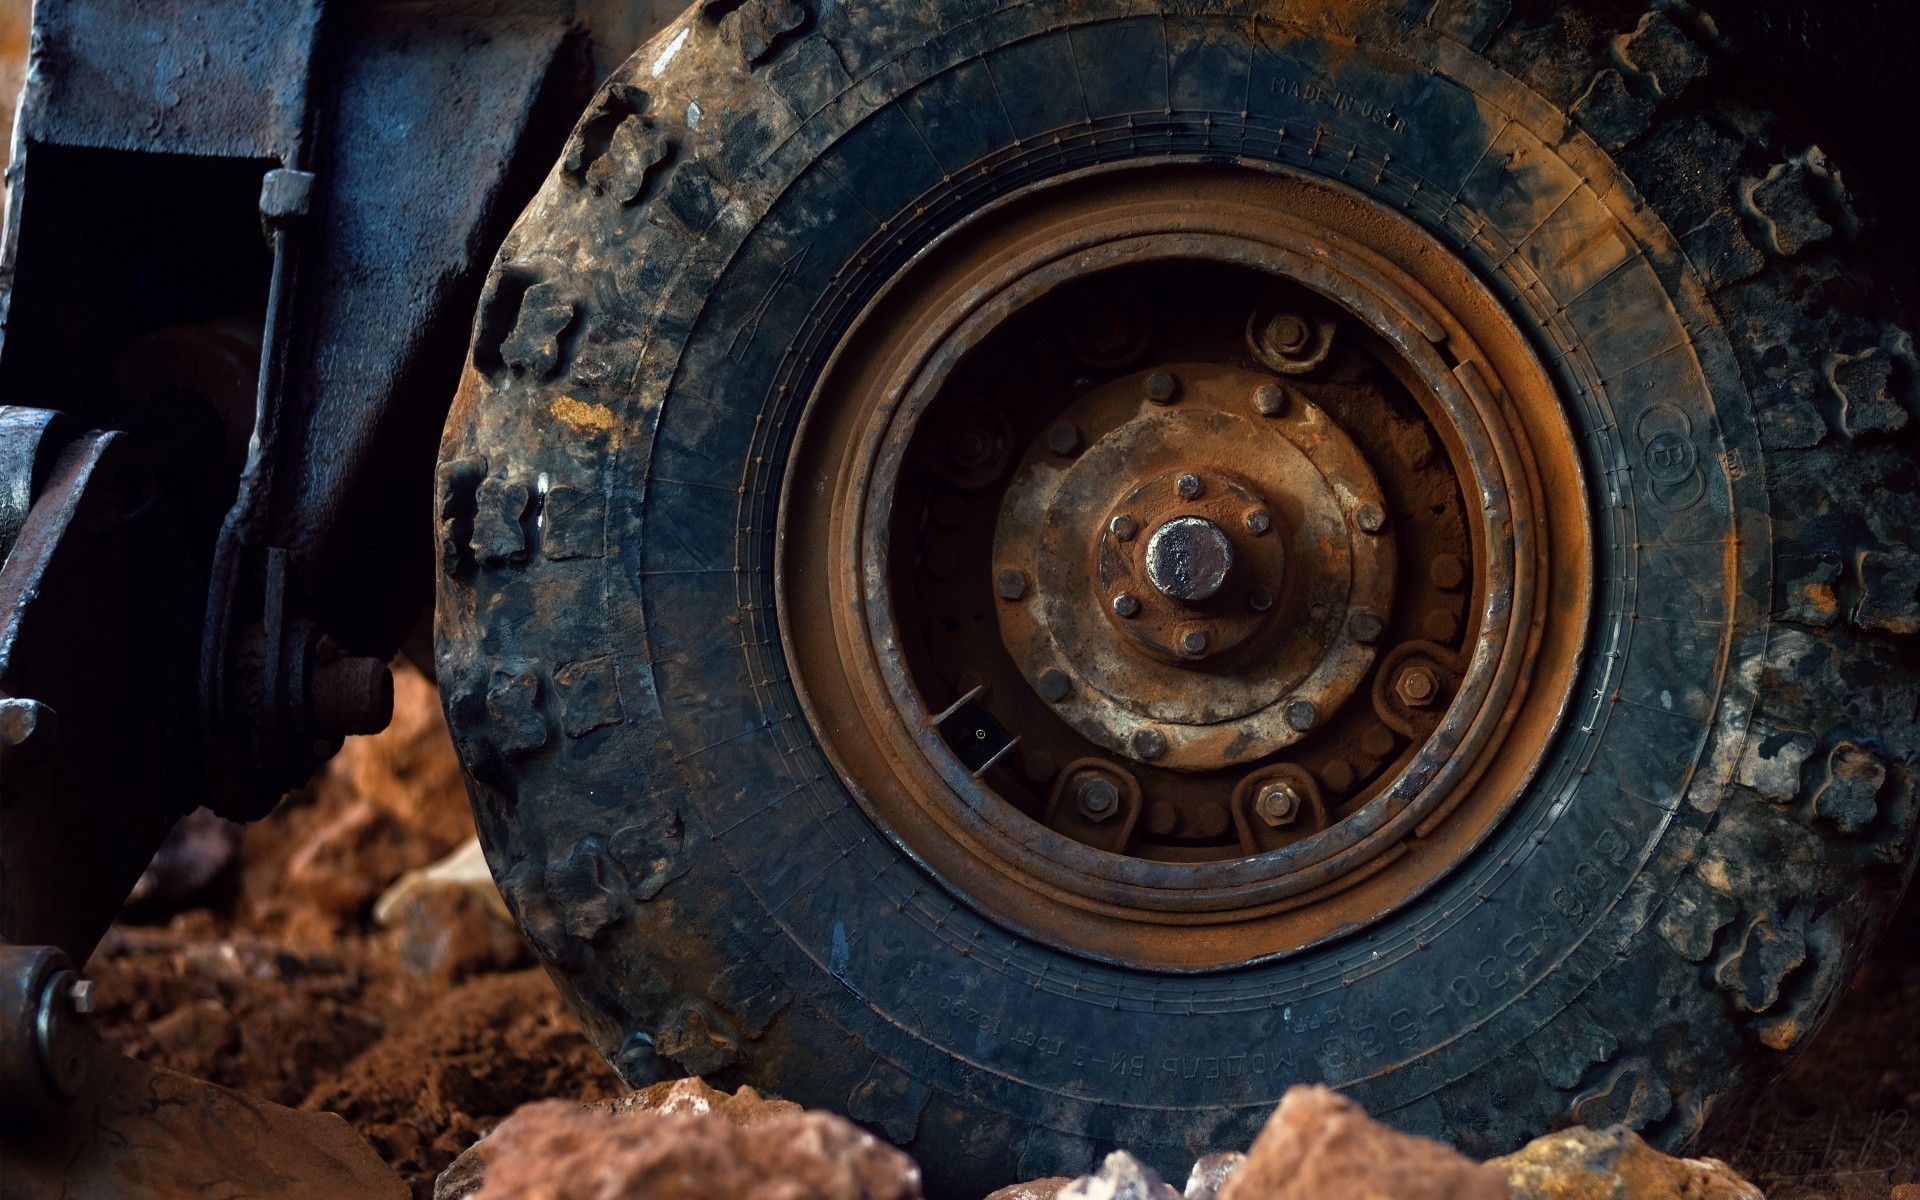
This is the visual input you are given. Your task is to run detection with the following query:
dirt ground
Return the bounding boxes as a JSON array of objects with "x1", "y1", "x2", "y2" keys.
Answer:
[{"x1": 87, "y1": 663, "x2": 1920, "y2": 1199}]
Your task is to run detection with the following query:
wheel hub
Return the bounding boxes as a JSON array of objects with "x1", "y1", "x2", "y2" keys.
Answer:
[{"x1": 995, "y1": 361, "x2": 1395, "y2": 770}]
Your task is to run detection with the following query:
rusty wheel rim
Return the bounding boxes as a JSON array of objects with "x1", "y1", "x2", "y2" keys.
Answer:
[{"x1": 779, "y1": 163, "x2": 1590, "y2": 971}]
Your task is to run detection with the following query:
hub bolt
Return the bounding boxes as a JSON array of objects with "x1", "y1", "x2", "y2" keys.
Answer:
[
  {"x1": 1076, "y1": 774, "x2": 1121, "y2": 822},
  {"x1": 1112, "y1": 592, "x2": 1141, "y2": 618},
  {"x1": 1145, "y1": 371, "x2": 1179, "y2": 404},
  {"x1": 1356, "y1": 503, "x2": 1386, "y2": 534},
  {"x1": 1395, "y1": 663, "x2": 1441, "y2": 708},
  {"x1": 995, "y1": 568, "x2": 1027, "y2": 601},
  {"x1": 1046, "y1": 421, "x2": 1080, "y2": 455},
  {"x1": 1252, "y1": 382, "x2": 1288, "y2": 417},
  {"x1": 1284, "y1": 699, "x2": 1318, "y2": 732},
  {"x1": 1037, "y1": 669, "x2": 1072, "y2": 702},
  {"x1": 1180, "y1": 629, "x2": 1209, "y2": 657},
  {"x1": 1244, "y1": 508, "x2": 1272, "y2": 535},
  {"x1": 1254, "y1": 781, "x2": 1302, "y2": 827},
  {"x1": 1131, "y1": 728, "x2": 1168, "y2": 760},
  {"x1": 1348, "y1": 610, "x2": 1383, "y2": 644},
  {"x1": 1110, "y1": 514, "x2": 1139, "y2": 541},
  {"x1": 1175, "y1": 473, "x2": 1203, "y2": 500},
  {"x1": 1249, "y1": 587, "x2": 1274, "y2": 613}
]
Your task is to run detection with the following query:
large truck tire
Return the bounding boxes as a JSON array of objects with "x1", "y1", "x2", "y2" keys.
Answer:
[{"x1": 434, "y1": 2, "x2": 1920, "y2": 1194}]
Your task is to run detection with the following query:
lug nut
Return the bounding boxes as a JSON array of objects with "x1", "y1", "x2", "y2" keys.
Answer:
[
  {"x1": 1249, "y1": 587, "x2": 1274, "y2": 613},
  {"x1": 1113, "y1": 592, "x2": 1141, "y2": 618},
  {"x1": 1046, "y1": 421, "x2": 1080, "y2": 455},
  {"x1": 1284, "y1": 699, "x2": 1318, "y2": 732},
  {"x1": 1254, "y1": 781, "x2": 1301, "y2": 827},
  {"x1": 1131, "y1": 728, "x2": 1168, "y2": 760},
  {"x1": 1076, "y1": 775, "x2": 1121, "y2": 822},
  {"x1": 995, "y1": 568, "x2": 1027, "y2": 600},
  {"x1": 1348, "y1": 610, "x2": 1383, "y2": 644},
  {"x1": 1180, "y1": 629, "x2": 1209, "y2": 657},
  {"x1": 1252, "y1": 382, "x2": 1288, "y2": 417},
  {"x1": 1144, "y1": 370, "x2": 1179, "y2": 404},
  {"x1": 1037, "y1": 669, "x2": 1072, "y2": 702},
  {"x1": 1355, "y1": 502, "x2": 1386, "y2": 534},
  {"x1": 1244, "y1": 508, "x2": 1272, "y2": 535},
  {"x1": 1176, "y1": 473, "x2": 1203, "y2": 500},
  {"x1": 1109, "y1": 514, "x2": 1139, "y2": 541},
  {"x1": 1395, "y1": 663, "x2": 1440, "y2": 708}
]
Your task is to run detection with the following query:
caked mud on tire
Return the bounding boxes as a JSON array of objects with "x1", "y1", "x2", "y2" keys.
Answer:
[{"x1": 435, "y1": 2, "x2": 1920, "y2": 1194}]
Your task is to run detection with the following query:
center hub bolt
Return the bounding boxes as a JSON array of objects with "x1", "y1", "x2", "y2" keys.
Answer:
[{"x1": 1143, "y1": 516, "x2": 1235, "y2": 604}]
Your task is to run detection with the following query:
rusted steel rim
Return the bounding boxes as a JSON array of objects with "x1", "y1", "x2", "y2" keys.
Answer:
[{"x1": 778, "y1": 162, "x2": 1588, "y2": 970}]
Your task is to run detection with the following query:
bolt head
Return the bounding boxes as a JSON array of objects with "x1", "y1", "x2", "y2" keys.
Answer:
[
  {"x1": 1037, "y1": 668, "x2": 1072, "y2": 702},
  {"x1": 1248, "y1": 587, "x2": 1274, "y2": 613},
  {"x1": 995, "y1": 568, "x2": 1027, "y2": 600},
  {"x1": 1046, "y1": 421, "x2": 1080, "y2": 455},
  {"x1": 1076, "y1": 775, "x2": 1121, "y2": 822},
  {"x1": 1267, "y1": 312, "x2": 1311, "y2": 354},
  {"x1": 1356, "y1": 502, "x2": 1386, "y2": 534},
  {"x1": 1348, "y1": 610, "x2": 1384, "y2": 644},
  {"x1": 1084, "y1": 308, "x2": 1132, "y2": 353},
  {"x1": 1112, "y1": 592, "x2": 1141, "y2": 618},
  {"x1": 1283, "y1": 699, "x2": 1318, "y2": 732},
  {"x1": 1180, "y1": 629, "x2": 1209, "y2": 657},
  {"x1": 1144, "y1": 370, "x2": 1178, "y2": 404},
  {"x1": 1109, "y1": 514, "x2": 1139, "y2": 541},
  {"x1": 1396, "y1": 664, "x2": 1440, "y2": 707},
  {"x1": 1175, "y1": 473, "x2": 1203, "y2": 500},
  {"x1": 1252, "y1": 382, "x2": 1288, "y2": 416},
  {"x1": 1244, "y1": 508, "x2": 1272, "y2": 535},
  {"x1": 948, "y1": 427, "x2": 993, "y2": 470},
  {"x1": 1430, "y1": 553, "x2": 1467, "y2": 590},
  {"x1": 1254, "y1": 781, "x2": 1301, "y2": 827},
  {"x1": 1130, "y1": 728, "x2": 1168, "y2": 760}
]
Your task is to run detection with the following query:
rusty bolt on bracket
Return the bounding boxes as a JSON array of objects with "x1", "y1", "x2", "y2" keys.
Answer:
[
  {"x1": 1396, "y1": 663, "x2": 1441, "y2": 708},
  {"x1": 1109, "y1": 514, "x2": 1138, "y2": 541},
  {"x1": 1112, "y1": 592, "x2": 1141, "y2": 618},
  {"x1": 995, "y1": 568, "x2": 1027, "y2": 601},
  {"x1": 1076, "y1": 774, "x2": 1121, "y2": 822},
  {"x1": 1046, "y1": 422, "x2": 1080, "y2": 456},
  {"x1": 1180, "y1": 629, "x2": 1209, "y2": 657},
  {"x1": 948, "y1": 427, "x2": 994, "y2": 470},
  {"x1": 1244, "y1": 508, "x2": 1272, "y2": 535},
  {"x1": 1254, "y1": 780, "x2": 1302, "y2": 827},
  {"x1": 1356, "y1": 502, "x2": 1387, "y2": 534},
  {"x1": 1131, "y1": 728, "x2": 1168, "y2": 760},
  {"x1": 1145, "y1": 370, "x2": 1179, "y2": 404}
]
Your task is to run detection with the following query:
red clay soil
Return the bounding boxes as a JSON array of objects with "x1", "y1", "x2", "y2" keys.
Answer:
[{"x1": 87, "y1": 663, "x2": 1920, "y2": 1199}]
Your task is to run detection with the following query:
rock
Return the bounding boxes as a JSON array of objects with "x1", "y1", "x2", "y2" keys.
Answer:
[
  {"x1": 1183, "y1": 1152, "x2": 1245, "y2": 1200},
  {"x1": 1493, "y1": 1125, "x2": 1761, "y2": 1200},
  {"x1": 465, "y1": 1097, "x2": 923, "y2": 1200},
  {"x1": 596, "y1": 1074, "x2": 802, "y2": 1123},
  {"x1": 1059, "y1": 1151, "x2": 1181, "y2": 1200},
  {"x1": 376, "y1": 837, "x2": 527, "y2": 984},
  {"x1": 126, "y1": 806, "x2": 243, "y2": 914},
  {"x1": 438, "y1": 1078, "x2": 812, "y2": 1199},
  {"x1": 984, "y1": 1180, "x2": 1073, "y2": 1200},
  {"x1": 1215, "y1": 1086, "x2": 1508, "y2": 1200},
  {"x1": 0, "y1": 1051, "x2": 407, "y2": 1199}
]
